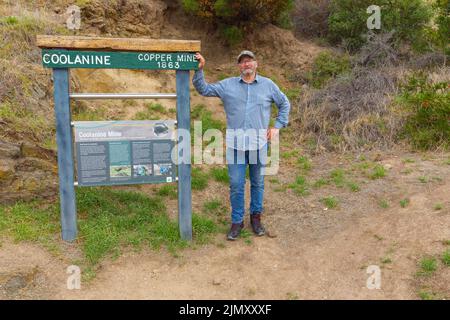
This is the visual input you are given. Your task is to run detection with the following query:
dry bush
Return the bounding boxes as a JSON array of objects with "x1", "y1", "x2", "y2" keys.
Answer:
[
  {"x1": 293, "y1": 33, "x2": 407, "y2": 151},
  {"x1": 292, "y1": 0, "x2": 330, "y2": 38}
]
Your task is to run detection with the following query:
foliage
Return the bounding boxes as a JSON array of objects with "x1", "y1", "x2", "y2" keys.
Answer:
[
  {"x1": 307, "y1": 51, "x2": 351, "y2": 88},
  {"x1": 328, "y1": 0, "x2": 433, "y2": 51},
  {"x1": 399, "y1": 73, "x2": 450, "y2": 150},
  {"x1": 181, "y1": 0, "x2": 295, "y2": 45}
]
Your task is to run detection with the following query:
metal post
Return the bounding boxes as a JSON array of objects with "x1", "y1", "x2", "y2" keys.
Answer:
[
  {"x1": 53, "y1": 68, "x2": 77, "y2": 241},
  {"x1": 176, "y1": 70, "x2": 192, "y2": 241}
]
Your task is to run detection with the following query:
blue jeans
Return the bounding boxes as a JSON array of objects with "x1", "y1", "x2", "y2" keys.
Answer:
[{"x1": 226, "y1": 146, "x2": 268, "y2": 224}]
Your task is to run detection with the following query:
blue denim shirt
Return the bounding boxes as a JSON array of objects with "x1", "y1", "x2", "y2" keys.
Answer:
[{"x1": 192, "y1": 69, "x2": 290, "y2": 150}]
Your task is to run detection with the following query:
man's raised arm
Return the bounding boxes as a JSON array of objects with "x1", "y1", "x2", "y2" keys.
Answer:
[{"x1": 192, "y1": 52, "x2": 224, "y2": 98}]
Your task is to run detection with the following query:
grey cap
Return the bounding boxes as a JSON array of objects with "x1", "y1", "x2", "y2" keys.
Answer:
[{"x1": 237, "y1": 50, "x2": 256, "y2": 63}]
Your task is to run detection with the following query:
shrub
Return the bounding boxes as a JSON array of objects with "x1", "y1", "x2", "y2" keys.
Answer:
[
  {"x1": 181, "y1": 0, "x2": 295, "y2": 45},
  {"x1": 399, "y1": 73, "x2": 450, "y2": 150},
  {"x1": 328, "y1": 0, "x2": 433, "y2": 51},
  {"x1": 292, "y1": 0, "x2": 330, "y2": 38},
  {"x1": 307, "y1": 51, "x2": 350, "y2": 88}
]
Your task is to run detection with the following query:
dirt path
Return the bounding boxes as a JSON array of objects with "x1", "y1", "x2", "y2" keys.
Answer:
[{"x1": 1, "y1": 151, "x2": 448, "y2": 300}]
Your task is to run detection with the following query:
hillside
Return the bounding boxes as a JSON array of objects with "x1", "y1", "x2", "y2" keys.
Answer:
[{"x1": 0, "y1": 0, "x2": 449, "y2": 300}]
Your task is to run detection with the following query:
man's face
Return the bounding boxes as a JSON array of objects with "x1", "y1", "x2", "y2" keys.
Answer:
[{"x1": 238, "y1": 56, "x2": 257, "y2": 76}]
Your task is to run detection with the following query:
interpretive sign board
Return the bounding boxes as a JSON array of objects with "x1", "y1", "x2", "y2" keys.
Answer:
[{"x1": 74, "y1": 120, "x2": 176, "y2": 186}]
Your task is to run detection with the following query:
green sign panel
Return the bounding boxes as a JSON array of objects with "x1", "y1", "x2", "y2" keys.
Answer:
[{"x1": 41, "y1": 49, "x2": 199, "y2": 70}]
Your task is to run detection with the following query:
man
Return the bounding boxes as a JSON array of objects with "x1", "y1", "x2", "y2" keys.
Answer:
[{"x1": 193, "y1": 50, "x2": 290, "y2": 240}]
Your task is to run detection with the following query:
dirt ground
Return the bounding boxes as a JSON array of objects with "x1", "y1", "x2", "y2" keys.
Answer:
[{"x1": 1, "y1": 149, "x2": 449, "y2": 300}]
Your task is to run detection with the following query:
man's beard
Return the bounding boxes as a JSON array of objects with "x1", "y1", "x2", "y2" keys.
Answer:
[{"x1": 242, "y1": 68, "x2": 254, "y2": 76}]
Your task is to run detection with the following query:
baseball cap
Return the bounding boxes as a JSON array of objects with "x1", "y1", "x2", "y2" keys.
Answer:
[{"x1": 237, "y1": 50, "x2": 256, "y2": 63}]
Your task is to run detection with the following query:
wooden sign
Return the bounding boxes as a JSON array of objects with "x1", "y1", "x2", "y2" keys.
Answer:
[{"x1": 41, "y1": 49, "x2": 199, "y2": 70}]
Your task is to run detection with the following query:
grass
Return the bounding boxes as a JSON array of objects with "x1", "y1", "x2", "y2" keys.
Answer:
[
  {"x1": 296, "y1": 156, "x2": 312, "y2": 172},
  {"x1": 379, "y1": 200, "x2": 390, "y2": 209},
  {"x1": 191, "y1": 104, "x2": 226, "y2": 134},
  {"x1": 0, "y1": 187, "x2": 219, "y2": 278},
  {"x1": 312, "y1": 178, "x2": 329, "y2": 189},
  {"x1": 400, "y1": 198, "x2": 410, "y2": 208},
  {"x1": 418, "y1": 176, "x2": 428, "y2": 183},
  {"x1": 418, "y1": 290, "x2": 439, "y2": 300},
  {"x1": 156, "y1": 184, "x2": 177, "y2": 199},
  {"x1": 347, "y1": 182, "x2": 360, "y2": 192},
  {"x1": 191, "y1": 167, "x2": 209, "y2": 190},
  {"x1": 133, "y1": 103, "x2": 165, "y2": 120},
  {"x1": 210, "y1": 167, "x2": 229, "y2": 184},
  {"x1": 330, "y1": 169, "x2": 345, "y2": 187},
  {"x1": 288, "y1": 175, "x2": 309, "y2": 196},
  {"x1": 441, "y1": 250, "x2": 450, "y2": 266},
  {"x1": 434, "y1": 203, "x2": 443, "y2": 211},
  {"x1": 0, "y1": 202, "x2": 60, "y2": 254},
  {"x1": 202, "y1": 199, "x2": 227, "y2": 225},
  {"x1": 417, "y1": 257, "x2": 437, "y2": 276},
  {"x1": 381, "y1": 257, "x2": 392, "y2": 264},
  {"x1": 320, "y1": 196, "x2": 339, "y2": 209},
  {"x1": 369, "y1": 165, "x2": 387, "y2": 179}
]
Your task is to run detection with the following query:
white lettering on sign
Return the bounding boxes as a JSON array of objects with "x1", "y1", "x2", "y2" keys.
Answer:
[
  {"x1": 137, "y1": 53, "x2": 173, "y2": 62},
  {"x1": 177, "y1": 54, "x2": 195, "y2": 62},
  {"x1": 108, "y1": 131, "x2": 122, "y2": 137},
  {"x1": 79, "y1": 131, "x2": 107, "y2": 138},
  {"x1": 43, "y1": 53, "x2": 112, "y2": 66}
]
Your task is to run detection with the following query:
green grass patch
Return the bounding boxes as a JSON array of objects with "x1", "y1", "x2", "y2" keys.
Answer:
[
  {"x1": 400, "y1": 198, "x2": 410, "y2": 208},
  {"x1": 156, "y1": 184, "x2": 177, "y2": 199},
  {"x1": 1, "y1": 187, "x2": 219, "y2": 273},
  {"x1": 210, "y1": 167, "x2": 229, "y2": 184},
  {"x1": 288, "y1": 175, "x2": 310, "y2": 196},
  {"x1": 320, "y1": 196, "x2": 339, "y2": 209},
  {"x1": 381, "y1": 257, "x2": 392, "y2": 264},
  {"x1": 441, "y1": 250, "x2": 450, "y2": 267},
  {"x1": 379, "y1": 200, "x2": 390, "y2": 209},
  {"x1": 369, "y1": 165, "x2": 387, "y2": 180},
  {"x1": 347, "y1": 182, "x2": 360, "y2": 192},
  {"x1": 433, "y1": 203, "x2": 443, "y2": 211},
  {"x1": 297, "y1": 155, "x2": 312, "y2": 172},
  {"x1": 133, "y1": 103, "x2": 164, "y2": 120},
  {"x1": 330, "y1": 168, "x2": 345, "y2": 187},
  {"x1": 418, "y1": 176, "x2": 428, "y2": 183},
  {"x1": 312, "y1": 178, "x2": 329, "y2": 189},
  {"x1": 417, "y1": 257, "x2": 437, "y2": 276},
  {"x1": 191, "y1": 167, "x2": 209, "y2": 190},
  {"x1": 0, "y1": 202, "x2": 60, "y2": 253},
  {"x1": 418, "y1": 290, "x2": 439, "y2": 300},
  {"x1": 191, "y1": 104, "x2": 226, "y2": 133}
]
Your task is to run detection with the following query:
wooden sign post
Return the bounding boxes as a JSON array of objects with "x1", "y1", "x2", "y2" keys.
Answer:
[{"x1": 37, "y1": 35, "x2": 200, "y2": 242}]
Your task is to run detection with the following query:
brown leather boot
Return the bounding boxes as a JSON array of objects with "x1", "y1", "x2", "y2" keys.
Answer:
[
  {"x1": 227, "y1": 222, "x2": 244, "y2": 241},
  {"x1": 250, "y1": 213, "x2": 265, "y2": 236}
]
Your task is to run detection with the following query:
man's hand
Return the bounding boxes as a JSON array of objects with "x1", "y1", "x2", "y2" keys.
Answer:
[
  {"x1": 267, "y1": 128, "x2": 279, "y2": 141},
  {"x1": 194, "y1": 52, "x2": 205, "y2": 70}
]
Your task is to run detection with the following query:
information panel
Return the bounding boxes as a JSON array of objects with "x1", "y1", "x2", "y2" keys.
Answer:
[{"x1": 74, "y1": 120, "x2": 177, "y2": 186}]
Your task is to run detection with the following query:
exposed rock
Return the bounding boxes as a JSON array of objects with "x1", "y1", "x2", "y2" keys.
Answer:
[
  {"x1": 82, "y1": 0, "x2": 168, "y2": 37},
  {"x1": 0, "y1": 141, "x2": 57, "y2": 204}
]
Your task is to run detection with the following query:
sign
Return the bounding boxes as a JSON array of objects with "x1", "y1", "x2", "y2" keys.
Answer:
[
  {"x1": 74, "y1": 120, "x2": 177, "y2": 186},
  {"x1": 42, "y1": 49, "x2": 199, "y2": 70}
]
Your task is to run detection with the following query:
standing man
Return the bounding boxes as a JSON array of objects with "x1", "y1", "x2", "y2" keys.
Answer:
[{"x1": 193, "y1": 50, "x2": 290, "y2": 240}]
